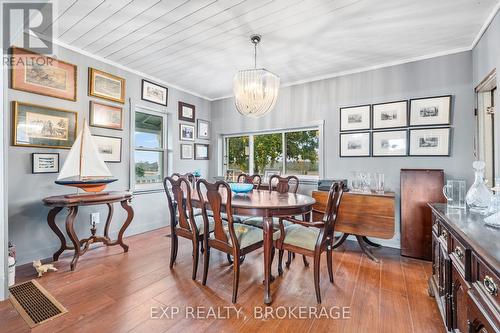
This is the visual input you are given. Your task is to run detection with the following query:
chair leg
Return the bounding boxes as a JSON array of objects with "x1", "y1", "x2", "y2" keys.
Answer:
[
  {"x1": 278, "y1": 249, "x2": 284, "y2": 276},
  {"x1": 227, "y1": 253, "x2": 233, "y2": 265},
  {"x1": 302, "y1": 255, "x2": 309, "y2": 267},
  {"x1": 170, "y1": 234, "x2": 178, "y2": 269},
  {"x1": 271, "y1": 247, "x2": 275, "y2": 265},
  {"x1": 202, "y1": 243, "x2": 210, "y2": 285},
  {"x1": 286, "y1": 251, "x2": 292, "y2": 268},
  {"x1": 327, "y1": 248, "x2": 334, "y2": 283},
  {"x1": 192, "y1": 240, "x2": 199, "y2": 280},
  {"x1": 232, "y1": 252, "x2": 240, "y2": 304},
  {"x1": 200, "y1": 240, "x2": 204, "y2": 254},
  {"x1": 314, "y1": 252, "x2": 321, "y2": 303}
]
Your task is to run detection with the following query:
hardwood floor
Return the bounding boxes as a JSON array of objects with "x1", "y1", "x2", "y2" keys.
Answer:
[{"x1": 0, "y1": 227, "x2": 445, "y2": 333}]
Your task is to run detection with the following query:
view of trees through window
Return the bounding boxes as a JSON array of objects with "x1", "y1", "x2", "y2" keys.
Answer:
[
  {"x1": 135, "y1": 112, "x2": 164, "y2": 185},
  {"x1": 225, "y1": 129, "x2": 319, "y2": 179}
]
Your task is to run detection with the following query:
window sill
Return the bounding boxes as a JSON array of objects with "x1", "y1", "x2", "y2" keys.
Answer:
[{"x1": 133, "y1": 187, "x2": 165, "y2": 195}]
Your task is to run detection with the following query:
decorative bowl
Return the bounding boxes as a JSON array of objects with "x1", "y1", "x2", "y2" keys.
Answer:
[{"x1": 229, "y1": 183, "x2": 254, "y2": 193}]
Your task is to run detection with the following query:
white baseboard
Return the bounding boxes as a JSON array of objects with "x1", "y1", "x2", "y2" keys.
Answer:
[{"x1": 0, "y1": 275, "x2": 6, "y2": 300}]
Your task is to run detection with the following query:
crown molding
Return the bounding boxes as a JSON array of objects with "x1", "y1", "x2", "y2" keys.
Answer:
[{"x1": 471, "y1": 0, "x2": 500, "y2": 49}]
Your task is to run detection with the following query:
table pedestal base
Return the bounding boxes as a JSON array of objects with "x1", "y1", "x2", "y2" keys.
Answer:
[{"x1": 332, "y1": 233, "x2": 382, "y2": 263}]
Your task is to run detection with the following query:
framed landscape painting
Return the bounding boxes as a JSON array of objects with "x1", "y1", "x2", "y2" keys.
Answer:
[
  {"x1": 178, "y1": 102, "x2": 195, "y2": 122},
  {"x1": 339, "y1": 132, "x2": 370, "y2": 157},
  {"x1": 13, "y1": 101, "x2": 77, "y2": 149},
  {"x1": 194, "y1": 143, "x2": 209, "y2": 160},
  {"x1": 340, "y1": 105, "x2": 371, "y2": 131},
  {"x1": 89, "y1": 68, "x2": 125, "y2": 104},
  {"x1": 372, "y1": 130, "x2": 407, "y2": 157},
  {"x1": 92, "y1": 135, "x2": 122, "y2": 162},
  {"x1": 89, "y1": 101, "x2": 123, "y2": 130},
  {"x1": 410, "y1": 95, "x2": 451, "y2": 126},
  {"x1": 141, "y1": 79, "x2": 168, "y2": 106},
  {"x1": 11, "y1": 47, "x2": 77, "y2": 101},
  {"x1": 372, "y1": 100, "x2": 408, "y2": 129},
  {"x1": 32, "y1": 153, "x2": 59, "y2": 173},
  {"x1": 409, "y1": 127, "x2": 451, "y2": 156}
]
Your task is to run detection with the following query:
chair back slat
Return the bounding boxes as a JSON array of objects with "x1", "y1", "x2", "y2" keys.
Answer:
[
  {"x1": 237, "y1": 173, "x2": 262, "y2": 189},
  {"x1": 172, "y1": 172, "x2": 195, "y2": 187},
  {"x1": 164, "y1": 176, "x2": 197, "y2": 232},
  {"x1": 269, "y1": 175, "x2": 299, "y2": 193},
  {"x1": 322, "y1": 182, "x2": 344, "y2": 240},
  {"x1": 197, "y1": 179, "x2": 237, "y2": 247}
]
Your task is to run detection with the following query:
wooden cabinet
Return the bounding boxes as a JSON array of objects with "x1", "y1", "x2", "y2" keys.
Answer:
[
  {"x1": 429, "y1": 204, "x2": 500, "y2": 333},
  {"x1": 401, "y1": 169, "x2": 445, "y2": 260}
]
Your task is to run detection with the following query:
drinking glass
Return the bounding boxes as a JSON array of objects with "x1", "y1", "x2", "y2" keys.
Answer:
[
  {"x1": 442, "y1": 180, "x2": 466, "y2": 209},
  {"x1": 373, "y1": 173, "x2": 385, "y2": 194}
]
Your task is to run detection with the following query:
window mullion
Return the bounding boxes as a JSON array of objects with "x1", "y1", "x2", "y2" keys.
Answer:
[
  {"x1": 249, "y1": 135, "x2": 254, "y2": 174},
  {"x1": 282, "y1": 132, "x2": 286, "y2": 175}
]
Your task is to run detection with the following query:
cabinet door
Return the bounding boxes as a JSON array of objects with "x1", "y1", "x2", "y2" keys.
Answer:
[
  {"x1": 440, "y1": 241, "x2": 453, "y2": 330},
  {"x1": 432, "y1": 231, "x2": 441, "y2": 288},
  {"x1": 451, "y1": 262, "x2": 469, "y2": 332},
  {"x1": 467, "y1": 292, "x2": 499, "y2": 333}
]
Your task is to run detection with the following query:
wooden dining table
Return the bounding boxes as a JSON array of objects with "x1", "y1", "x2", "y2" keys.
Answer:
[{"x1": 190, "y1": 188, "x2": 315, "y2": 304}]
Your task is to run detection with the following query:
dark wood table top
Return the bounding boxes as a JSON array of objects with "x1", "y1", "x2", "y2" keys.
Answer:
[
  {"x1": 429, "y1": 203, "x2": 500, "y2": 271},
  {"x1": 43, "y1": 191, "x2": 132, "y2": 207}
]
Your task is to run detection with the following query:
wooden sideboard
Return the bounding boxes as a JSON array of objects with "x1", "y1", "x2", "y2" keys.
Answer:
[
  {"x1": 312, "y1": 190, "x2": 395, "y2": 262},
  {"x1": 429, "y1": 204, "x2": 500, "y2": 332}
]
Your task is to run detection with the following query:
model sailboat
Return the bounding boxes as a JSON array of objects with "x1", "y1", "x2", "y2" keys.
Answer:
[{"x1": 55, "y1": 121, "x2": 117, "y2": 192}]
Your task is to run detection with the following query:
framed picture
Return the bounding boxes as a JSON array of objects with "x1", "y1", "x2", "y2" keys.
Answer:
[
  {"x1": 89, "y1": 101, "x2": 123, "y2": 130},
  {"x1": 179, "y1": 123, "x2": 195, "y2": 141},
  {"x1": 89, "y1": 68, "x2": 125, "y2": 104},
  {"x1": 372, "y1": 130, "x2": 407, "y2": 157},
  {"x1": 372, "y1": 100, "x2": 408, "y2": 129},
  {"x1": 264, "y1": 170, "x2": 281, "y2": 183},
  {"x1": 409, "y1": 95, "x2": 452, "y2": 126},
  {"x1": 32, "y1": 153, "x2": 59, "y2": 173},
  {"x1": 409, "y1": 127, "x2": 451, "y2": 156},
  {"x1": 180, "y1": 144, "x2": 193, "y2": 159},
  {"x1": 340, "y1": 132, "x2": 370, "y2": 157},
  {"x1": 194, "y1": 143, "x2": 209, "y2": 160},
  {"x1": 197, "y1": 119, "x2": 210, "y2": 139},
  {"x1": 12, "y1": 101, "x2": 77, "y2": 149},
  {"x1": 141, "y1": 79, "x2": 168, "y2": 106},
  {"x1": 91, "y1": 135, "x2": 122, "y2": 162},
  {"x1": 11, "y1": 47, "x2": 77, "y2": 101},
  {"x1": 340, "y1": 105, "x2": 371, "y2": 131},
  {"x1": 178, "y1": 102, "x2": 195, "y2": 122}
]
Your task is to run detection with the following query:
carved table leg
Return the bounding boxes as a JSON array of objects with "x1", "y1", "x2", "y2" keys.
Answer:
[
  {"x1": 362, "y1": 236, "x2": 381, "y2": 247},
  {"x1": 65, "y1": 206, "x2": 80, "y2": 271},
  {"x1": 263, "y1": 216, "x2": 273, "y2": 305},
  {"x1": 47, "y1": 207, "x2": 67, "y2": 261},
  {"x1": 103, "y1": 203, "x2": 114, "y2": 242},
  {"x1": 332, "y1": 233, "x2": 349, "y2": 249},
  {"x1": 117, "y1": 199, "x2": 134, "y2": 252},
  {"x1": 356, "y1": 235, "x2": 380, "y2": 263}
]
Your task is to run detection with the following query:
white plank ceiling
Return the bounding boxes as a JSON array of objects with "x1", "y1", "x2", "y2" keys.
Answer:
[{"x1": 47, "y1": 0, "x2": 498, "y2": 100}]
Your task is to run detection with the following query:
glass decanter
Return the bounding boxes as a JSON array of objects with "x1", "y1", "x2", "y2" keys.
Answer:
[
  {"x1": 465, "y1": 161, "x2": 492, "y2": 214},
  {"x1": 484, "y1": 179, "x2": 500, "y2": 228}
]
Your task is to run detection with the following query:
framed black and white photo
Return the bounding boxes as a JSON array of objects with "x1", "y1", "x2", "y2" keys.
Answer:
[
  {"x1": 141, "y1": 79, "x2": 168, "y2": 106},
  {"x1": 372, "y1": 130, "x2": 407, "y2": 157},
  {"x1": 179, "y1": 124, "x2": 195, "y2": 141},
  {"x1": 372, "y1": 100, "x2": 408, "y2": 129},
  {"x1": 32, "y1": 153, "x2": 59, "y2": 173},
  {"x1": 409, "y1": 127, "x2": 451, "y2": 156},
  {"x1": 91, "y1": 135, "x2": 122, "y2": 162},
  {"x1": 197, "y1": 119, "x2": 210, "y2": 139},
  {"x1": 340, "y1": 105, "x2": 371, "y2": 131},
  {"x1": 194, "y1": 143, "x2": 209, "y2": 160},
  {"x1": 409, "y1": 95, "x2": 451, "y2": 126},
  {"x1": 178, "y1": 101, "x2": 195, "y2": 122},
  {"x1": 180, "y1": 144, "x2": 193, "y2": 159},
  {"x1": 339, "y1": 132, "x2": 370, "y2": 157}
]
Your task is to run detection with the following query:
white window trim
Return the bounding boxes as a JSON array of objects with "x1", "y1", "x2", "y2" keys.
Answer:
[
  {"x1": 222, "y1": 121, "x2": 325, "y2": 181},
  {"x1": 131, "y1": 105, "x2": 169, "y2": 194}
]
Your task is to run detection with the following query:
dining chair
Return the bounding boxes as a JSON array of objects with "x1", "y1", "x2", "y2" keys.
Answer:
[
  {"x1": 196, "y1": 179, "x2": 280, "y2": 303},
  {"x1": 237, "y1": 173, "x2": 262, "y2": 189},
  {"x1": 276, "y1": 182, "x2": 344, "y2": 303},
  {"x1": 163, "y1": 176, "x2": 214, "y2": 280}
]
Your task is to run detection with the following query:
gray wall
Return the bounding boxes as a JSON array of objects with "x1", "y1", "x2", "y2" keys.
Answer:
[
  {"x1": 210, "y1": 51, "x2": 475, "y2": 248},
  {"x1": 7, "y1": 44, "x2": 211, "y2": 265}
]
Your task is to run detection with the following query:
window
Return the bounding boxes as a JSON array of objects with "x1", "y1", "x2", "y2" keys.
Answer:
[
  {"x1": 223, "y1": 128, "x2": 320, "y2": 180},
  {"x1": 225, "y1": 136, "x2": 249, "y2": 181},
  {"x1": 134, "y1": 111, "x2": 165, "y2": 188}
]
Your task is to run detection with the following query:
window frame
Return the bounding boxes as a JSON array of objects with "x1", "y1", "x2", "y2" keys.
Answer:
[
  {"x1": 222, "y1": 123, "x2": 324, "y2": 181},
  {"x1": 132, "y1": 107, "x2": 168, "y2": 193}
]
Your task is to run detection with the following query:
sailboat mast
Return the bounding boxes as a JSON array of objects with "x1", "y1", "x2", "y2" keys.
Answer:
[{"x1": 79, "y1": 119, "x2": 85, "y2": 179}]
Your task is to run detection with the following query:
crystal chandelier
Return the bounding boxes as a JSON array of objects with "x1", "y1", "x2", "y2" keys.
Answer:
[{"x1": 233, "y1": 34, "x2": 280, "y2": 118}]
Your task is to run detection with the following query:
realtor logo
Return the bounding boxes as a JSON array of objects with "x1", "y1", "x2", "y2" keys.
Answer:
[{"x1": 3, "y1": 2, "x2": 53, "y2": 54}]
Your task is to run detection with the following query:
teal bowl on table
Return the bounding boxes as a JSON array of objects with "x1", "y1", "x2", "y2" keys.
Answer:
[{"x1": 229, "y1": 183, "x2": 254, "y2": 193}]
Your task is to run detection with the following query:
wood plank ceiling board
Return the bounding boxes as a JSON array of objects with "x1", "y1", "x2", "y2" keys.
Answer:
[{"x1": 49, "y1": 0, "x2": 499, "y2": 100}]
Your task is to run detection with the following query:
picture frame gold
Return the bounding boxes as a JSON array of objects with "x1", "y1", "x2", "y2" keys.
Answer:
[
  {"x1": 11, "y1": 47, "x2": 77, "y2": 101},
  {"x1": 89, "y1": 101, "x2": 123, "y2": 130},
  {"x1": 12, "y1": 101, "x2": 78, "y2": 149},
  {"x1": 88, "y1": 68, "x2": 125, "y2": 104}
]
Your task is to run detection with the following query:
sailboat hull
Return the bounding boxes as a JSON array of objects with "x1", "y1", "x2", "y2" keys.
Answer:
[{"x1": 55, "y1": 178, "x2": 118, "y2": 193}]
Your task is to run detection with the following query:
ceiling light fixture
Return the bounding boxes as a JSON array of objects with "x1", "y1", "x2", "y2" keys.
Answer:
[{"x1": 233, "y1": 34, "x2": 280, "y2": 118}]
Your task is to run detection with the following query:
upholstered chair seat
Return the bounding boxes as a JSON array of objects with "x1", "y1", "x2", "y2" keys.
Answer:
[
  {"x1": 281, "y1": 224, "x2": 320, "y2": 251},
  {"x1": 214, "y1": 222, "x2": 281, "y2": 249},
  {"x1": 241, "y1": 216, "x2": 293, "y2": 230},
  {"x1": 176, "y1": 215, "x2": 215, "y2": 235}
]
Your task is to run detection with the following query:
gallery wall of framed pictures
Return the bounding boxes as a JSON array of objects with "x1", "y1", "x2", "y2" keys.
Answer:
[
  {"x1": 339, "y1": 95, "x2": 452, "y2": 157},
  {"x1": 177, "y1": 101, "x2": 210, "y2": 160}
]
